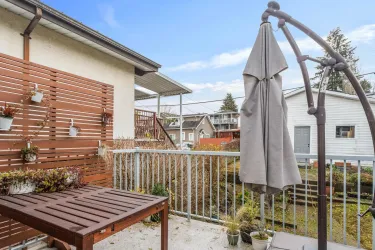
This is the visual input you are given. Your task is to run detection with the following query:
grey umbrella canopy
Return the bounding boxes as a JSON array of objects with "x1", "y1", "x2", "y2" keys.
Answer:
[{"x1": 239, "y1": 22, "x2": 301, "y2": 194}]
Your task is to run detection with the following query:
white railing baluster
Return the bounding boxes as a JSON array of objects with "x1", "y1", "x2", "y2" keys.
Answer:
[
  {"x1": 187, "y1": 154, "x2": 192, "y2": 221},
  {"x1": 282, "y1": 190, "x2": 285, "y2": 231},
  {"x1": 181, "y1": 155, "x2": 184, "y2": 212},
  {"x1": 202, "y1": 156, "x2": 205, "y2": 217},
  {"x1": 225, "y1": 157, "x2": 228, "y2": 217},
  {"x1": 130, "y1": 153, "x2": 133, "y2": 191},
  {"x1": 209, "y1": 156, "x2": 212, "y2": 219},
  {"x1": 163, "y1": 154, "x2": 166, "y2": 187},
  {"x1": 119, "y1": 154, "x2": 122, "y2": 190},
  {"x1": 113, "y1": 154, "x2": 117, "y2": 188},
  {"x1": 195, "y1": 156, "x2": 198, "y2": 216},
  {"x1": 174, "y1": 155, "x2": 177, "y2": 211},
  {"x1": 357, "y1": 160, "x2": 361, "y2": 248},
  {"x1": 343, "y1": 159, "x2": 347, "y2": 245},
  {"x1": 305, "y1": 158, "x2": 308, "y2": 236},
  {"x1": 233, "y1": 157, "x2": 236, "y2": 216},
  {"x1": 217, "y1": 157, "x2": 220, "y2": 221},
  {"x1": 329, "y1": 159, "x2": 333, "y2": 241}
]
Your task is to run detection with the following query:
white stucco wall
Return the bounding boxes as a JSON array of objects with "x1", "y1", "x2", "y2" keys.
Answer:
[
  {"x1": 0, "y1": 7, "x2": 134, "y2": 138},
  {"x1": 286, "y1": 91, "x2": 375, "y2": 156}
]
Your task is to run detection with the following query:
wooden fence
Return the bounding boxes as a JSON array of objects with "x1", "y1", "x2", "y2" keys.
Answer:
[{"x1": 0, "y1": 52, "x2": 113, "y2": 247}]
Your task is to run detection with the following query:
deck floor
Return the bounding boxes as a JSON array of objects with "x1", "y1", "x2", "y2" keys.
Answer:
[{"x1": 29, "y1": 215, "x2": 361, "y2": 250}]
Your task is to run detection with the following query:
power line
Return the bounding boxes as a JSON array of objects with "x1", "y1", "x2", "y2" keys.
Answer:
[
  {"x1": 184, "y1": 95, "x2": 216, "y2": 112},
  {"x1": 136, "y1": 85, "x2": 305, "y2": 107}
]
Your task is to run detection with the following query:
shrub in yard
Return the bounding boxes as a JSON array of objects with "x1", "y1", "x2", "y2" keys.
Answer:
[
  {"x1": 151, "y1": 183, "x2": 168, "y2": 222},
  {"x1": 363, "y1": 167, "x2": 373, "y2": 175},
  {"x1": 349, "y1": 173, "x2": 373, "y2": 186},
  {"x1": 223, "y1": 139, "x2": 240, "y2": 152},
  {"x1": 325, "y1": 170, "x2": 344, "y2": 185}
]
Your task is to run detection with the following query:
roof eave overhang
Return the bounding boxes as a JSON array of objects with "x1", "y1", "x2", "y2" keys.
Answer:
[{"x1": 4, "y1": 0, "x2": 161, "y2": 72}]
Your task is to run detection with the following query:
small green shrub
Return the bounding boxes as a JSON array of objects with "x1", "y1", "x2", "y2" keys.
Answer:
[
  {"x1": 349, "y1": 173, "x2": 372, "y2": 186},
  {"x1": 150, "y1": 183, "x2": 168, "y2": 222}
]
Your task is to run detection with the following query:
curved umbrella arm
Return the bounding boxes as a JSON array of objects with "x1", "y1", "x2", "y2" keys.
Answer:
[{"x1": 262, "y1": 1, "x2": 375, "y2": 217}]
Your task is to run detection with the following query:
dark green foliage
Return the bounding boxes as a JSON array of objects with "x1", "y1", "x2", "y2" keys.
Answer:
[
  {"x1": 151, "y1": 183, "x2": 168, "y2": 222},
  {"x1": 220, "y1": 93, "x2": 238, "y2": 112},
  {"x1": 312, "y1": 27, "x2": 372, "y2": 93}
]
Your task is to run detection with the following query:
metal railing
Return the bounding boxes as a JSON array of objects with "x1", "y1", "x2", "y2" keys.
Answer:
[
  {"x1": 211, "y1": 118, "x2": 238, "y2": 124},
  {"x1": 112, "y1": 149, "x2": 375, "y2": 249}
]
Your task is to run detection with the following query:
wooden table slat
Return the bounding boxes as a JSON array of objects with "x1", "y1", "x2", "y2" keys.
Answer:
[
  {"x1": 82, "y1": 196, "x2": 140, "y2": 209},
  {"x1": 102, "y1": 190, "x2": 156, "y2": 202},
  {"x1": 68, "y1": 199, "x2": 125, "y2": 214},
  {"x1": 35, "y1": 207, "x2": 96, "y2": 227},
  {"x1": 57, "y1": 203, "x2": 114, "y2": 219},
  {"x1": 47, "y1": 205, "x2": 107, "y2": 223},
  {"x1": 92, "y1": 193, "x2": 149, "y2": 205}
]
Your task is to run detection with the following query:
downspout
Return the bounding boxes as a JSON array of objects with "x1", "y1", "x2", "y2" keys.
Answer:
[{"x1": 22, "y1": 7, "x2": 42, "y2": 61}]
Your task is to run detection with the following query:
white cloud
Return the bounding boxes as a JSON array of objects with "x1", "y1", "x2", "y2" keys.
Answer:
[
  {"x1": 347, "y1": 24, "x2": 375, "y2": 43},
  {"x1": 185, "y1": 79, "x2": 244, "y2": 94},
  {"x1": 166, "y1": 24, "x2": 375, "y2": 72},
  {"x1": 98, "y1": 4, "x2": 119, "y2": 28}
]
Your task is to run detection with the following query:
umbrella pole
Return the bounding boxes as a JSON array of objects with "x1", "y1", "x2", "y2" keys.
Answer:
[
  {"x1": 316, "y1": 67, "x2": 333, "y2": 250},
  {"x1": 262, "y1": 2, "x2": 375, "y2": 249}
]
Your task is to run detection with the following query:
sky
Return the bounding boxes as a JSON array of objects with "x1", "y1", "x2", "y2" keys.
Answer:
[{"x1": 42, "y1": 0, "x2": 375, "y2": 114}]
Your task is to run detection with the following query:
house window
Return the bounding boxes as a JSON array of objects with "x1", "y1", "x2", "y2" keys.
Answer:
[
  {"x1": 336, "y1": 126, "x2": 355, "y2": 138},
  {"x1": 189, "y1": 133, "x2": 194, "y2": 141},
  {"x1": 169, "y1": 134, "x2": 176, "y2": 140},
  {"x1": 182, "y1": 132, "x2": 185, "y2": 140}
]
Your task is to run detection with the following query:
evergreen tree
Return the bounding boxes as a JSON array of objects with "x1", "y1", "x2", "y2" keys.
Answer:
[
  {"x1": 312, "y1": 27, "x2": 372, "y2": 93},
  {"x1": 220, "y1": 93, "x2": 238, "y2": 112}
]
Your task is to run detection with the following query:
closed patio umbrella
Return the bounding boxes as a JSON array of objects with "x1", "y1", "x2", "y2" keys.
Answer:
[{"x1": 239, "y1": 22, "x2": 302, "y2": 194}]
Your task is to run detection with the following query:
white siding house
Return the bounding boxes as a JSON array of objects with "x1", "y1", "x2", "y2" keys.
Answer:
[{"x1": 285, "y1": 88, "x2": 375, "y2": 156}]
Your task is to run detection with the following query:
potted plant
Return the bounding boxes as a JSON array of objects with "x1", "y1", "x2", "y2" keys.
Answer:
[
  {"x1": 237, "y1": 200, "x2": 259, "y2": 244},
  {"x1": 326, "y1": 170, "x2": 343, "y2": 195},
  {"x1": 250, "y1": 223, "x2": 270, "y2": 250},
  {"x1": 225, "y1": 216, "x2": 240, "y2": 246},
  {"x1": 98, "y1": 144, "x2": 108, "y2": 157},
  {"x1": 0, "y1": 170, "x2": 37, "y2": 195},
  {"x1": 150, "y1": 183, "x2": 169, "y2": 222},
  {"x1": 0, "y1": 102, "x2": 19, "y2": 131},
  {"x1": 101, "y1": 111, "x2": 113, "y2": 127},
  {"x1": 29, "y1": 89, "x2": 44, "y2": 103},
  {"x1": 69, "y1": 125, "x2": 81, "y2": 137},
  {"x1": 21, "y1": 145, "x2": 39, "y2": 162}
]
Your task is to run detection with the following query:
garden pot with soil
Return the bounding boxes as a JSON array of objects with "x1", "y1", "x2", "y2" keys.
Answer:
[{"x1": 250, "y1": 231, "x2": 269, "y2": 250}]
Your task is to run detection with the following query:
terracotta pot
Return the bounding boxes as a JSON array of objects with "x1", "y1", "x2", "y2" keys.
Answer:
[
  {"x1": 325, "y1": 186, "x2": 335, "y2": 196},
  {"x1": 0, "y1": 117, "x2": 13, "y2": 131}
]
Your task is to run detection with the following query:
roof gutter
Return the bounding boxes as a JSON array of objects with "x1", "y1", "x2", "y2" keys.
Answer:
[
  {"x1": 5, "y1": 0, "x2": 161, "y2": 72},
  {"x1": 22, "y1": 6, "x2": 42, "y2": 61}
]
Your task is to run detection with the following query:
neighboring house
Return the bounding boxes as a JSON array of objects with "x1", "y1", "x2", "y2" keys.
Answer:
[
  {"x1": 285, "y1": 88, "x2": 375, "y2": 156},
  {"x1": 209, "y1": 111, "x2": 240, "y2": 131},
  {"x1": 163, "y1": 114, "x2": 215, "y2": 146}
]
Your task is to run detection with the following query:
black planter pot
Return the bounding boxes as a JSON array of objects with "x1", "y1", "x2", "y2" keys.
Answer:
[
  {"x1": 240, "y1": 231, "x2": 252, "y2": 244},
  {"x1": 227, "y1": 231, "x2": 240, "y2": 246}
]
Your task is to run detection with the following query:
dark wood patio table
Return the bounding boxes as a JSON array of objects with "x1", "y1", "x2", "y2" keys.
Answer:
[{"x1": 0, "y1": 185, "x2": 168, "y2": 250}]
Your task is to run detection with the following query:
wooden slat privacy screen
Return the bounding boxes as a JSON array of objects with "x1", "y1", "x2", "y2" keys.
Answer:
[{"x1": 0, "y1": 52, "x2": 114, "y2": 247}]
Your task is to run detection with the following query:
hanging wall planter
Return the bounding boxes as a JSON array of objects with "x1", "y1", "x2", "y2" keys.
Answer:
[
  {"x1": 28, "y1": 83, "x2": 44, "y2": 103},
  {"x1": 0, "y1": 102, "x2": 19, "y2": 131},
  {"x1": 101, "y1": 109, "x2": 113, "y2": 127},
  {"x1": 98, "y1": 141, "x2": 107, "y2": 157},
  {"x1": 69, "y1": 119, "x2": 80, "y2": 137},
  {"x1": 21, "y1": 142, "x2": 39, "y2": 163}
]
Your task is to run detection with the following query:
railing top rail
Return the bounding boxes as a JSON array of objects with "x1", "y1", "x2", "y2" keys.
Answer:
[
  {"x1": 112, "y1": 149, "x2": 375, "y2": 161},
  {"x1": 112, "y1": 149, "x2": 241, "y2": 156}
]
